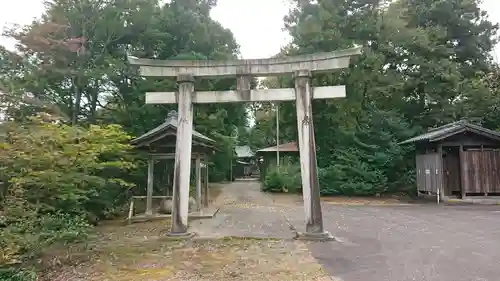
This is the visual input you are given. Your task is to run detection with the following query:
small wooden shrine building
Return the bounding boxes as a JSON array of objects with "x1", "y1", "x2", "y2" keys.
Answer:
[
  {"x1": 129, "y1": 110, "x2": 215, "y2": 219},
  {"x1": 400, "y1": 120, "x2": 500, "y2": 199},
  {"x1": 233, "y1": 145, "x2": 257, "y2": 178},
  {"x1": 256, "y1": 141, "x2": 299, "y2": 180}
]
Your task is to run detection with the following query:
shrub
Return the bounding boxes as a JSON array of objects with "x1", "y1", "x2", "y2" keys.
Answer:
[
  {"x1": 0, "y1": 213, "x2": 91, "y2": 280},
  {"x1": 0, "y1": 268, "x2": 37, "y2": 281},
  {"x1": 318, "y1": 162, "x2": 388, "y2": 196},
  {"x1": 0, "y1": 117, "x2": 136, "y2": 220},
  {"x1": 0, "y1": 213, "x2": 91, "y2": 265},
  {"x1": 0, "y1": 117, "x2": 135, "y2": 279},
  {"x1": 262, "y1": 163, "x2": 301, "y2": 193}
]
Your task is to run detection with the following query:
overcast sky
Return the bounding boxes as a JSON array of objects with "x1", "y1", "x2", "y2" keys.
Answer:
[{"x1": 0, "y1": 0, "x2": 499, "y2": 59}]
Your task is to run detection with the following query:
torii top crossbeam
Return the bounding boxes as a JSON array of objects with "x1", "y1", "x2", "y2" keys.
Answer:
[{"x1": 127, "y1": 46, "x2": 362, "y2": 78}]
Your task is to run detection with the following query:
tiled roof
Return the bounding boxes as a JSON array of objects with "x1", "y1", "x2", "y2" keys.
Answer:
[
  {"x1": 234, "y1": 145, "x2": 254, "y2": 158},
  {"x1": 131, "y1": 110, "x2": 215, "y2": 147},
  {"x1": 399, "y1": 120, "x2": 500, "y2": 144},
  {"x1": 257, "y1": 141, "x2": 299, "y2": 153}
]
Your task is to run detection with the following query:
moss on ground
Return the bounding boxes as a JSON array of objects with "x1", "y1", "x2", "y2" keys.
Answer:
[
  {"x1": 39, "y1": 184, "x2": 331, "y2": 281},
  {"x1": 40, "y1": 219, "x2": 329, "y2": 281}
]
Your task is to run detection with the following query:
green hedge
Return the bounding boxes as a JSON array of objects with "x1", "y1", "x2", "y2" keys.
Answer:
[{"x1": 262, "y1": 163, "x2": 301, "y2": 193}]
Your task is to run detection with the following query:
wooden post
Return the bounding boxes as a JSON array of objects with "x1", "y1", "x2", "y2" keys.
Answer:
[
  {"x1": 165, "y1": 162, "x2": 170, "y2": 197},
  {"x1": 459, "y1": 145, "x2": 466, "y2": 199},
  {"x1": 229, "y1": 158, "x2": 233, "y2": 181},
  {"x1": 437, "y1": 185, "x2": 440, "y2": 204},
  {"x1": 204, "y1": 160, "x2": 209, "y2": 208},
  {"x1": 195, "y1": 156, "x2": 202, "y2": 212},
  {"x1": 146, "y1": 156, "x2": 154, "y2": 215},
  {"x1": 437, "y1": 144, "x2": 443, "y2": 203},
  {"x1": 127, "y1": 199, "x2": 134, "y2": 224},
  {"x1": 294, "y1": 70, "x2": 332, "y2": 240},
  {"x1": 480, "y1": 145, "x2": 487, "y2": 196},
  {"x1": 276, "y1": 102, "x2": 280, "y2": 168},
  {"x1": 416, "y1": 153, "x2": 420, "y2": 198},
  {"x1": 170, "y1": 74, "x2": 194, "y2": 235}
]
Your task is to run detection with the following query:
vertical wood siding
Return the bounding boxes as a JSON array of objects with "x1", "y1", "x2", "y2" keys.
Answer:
[
  {"x1": 416, "y1": 153, "x2": 442, "y2": 193},
  {"x1": 463, "y1": 150, "x2": 500, "y2": 194}
]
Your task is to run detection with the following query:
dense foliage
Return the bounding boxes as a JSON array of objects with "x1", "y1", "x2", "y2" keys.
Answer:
[
  {"x1": 253, "y1": 0, "x2": 500, "y2": 196},
  {"x1": 0, "y1": 0, "x2": 246, "y2": 279},
  {"x1": 0, "y1": 116, "x2": 135, "y2": 217},
  {"x1": 0, "y1": 115, "x2": 134, "y2": 279},
  {"x1": 262, "y1": 162, "x2": 302, "y2": 193}
]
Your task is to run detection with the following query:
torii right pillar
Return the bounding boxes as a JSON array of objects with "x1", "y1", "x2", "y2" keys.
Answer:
[{"x1": 294, "y1": 70, "x2": 332, "y2": 241}]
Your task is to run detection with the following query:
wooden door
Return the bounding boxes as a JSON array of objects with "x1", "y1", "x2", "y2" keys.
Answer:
[
  {"x1": 416, "y1": 153, "x2": 442, "y2": 193},
  {"x1": 443, "y1": 151, "x2": 461, "y2": 195}
]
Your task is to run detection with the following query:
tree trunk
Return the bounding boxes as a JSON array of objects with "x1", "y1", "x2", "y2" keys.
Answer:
[
  {"x1": 72, "y1": 76, "x2": 81, "y2": 125},
  {"x1": 88, "y1": 84, "x2": 99, "y2": 124}
]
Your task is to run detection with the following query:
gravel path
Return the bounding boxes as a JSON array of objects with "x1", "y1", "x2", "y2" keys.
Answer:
[
  {"x1": 189, "y1": 180, "x2": 297, "y2": 239},
  {"x1": 299, "y1": 204, "x2": 500, "y2": 281}
]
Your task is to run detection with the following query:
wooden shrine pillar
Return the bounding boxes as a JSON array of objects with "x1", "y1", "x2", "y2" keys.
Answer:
[
  {"x1": 203, "y1": 160, "x2": 209, "y2": 208},
  {"x1": 459, "y1": 145, "x2": 467, "y2": 199},
  {"x1": 146, "y1": 156, "x2": 154, "y2": 215},
  {"x1": 165, "y1": 161, "x2": 171, "y2": 197},
  {"x1": 195, "y1": 155, "x2": 202, "y2": 212}
]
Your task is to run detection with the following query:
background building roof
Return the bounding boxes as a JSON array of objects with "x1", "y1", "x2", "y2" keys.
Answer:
[
  {"x1": 234, "y1": 145, "x2": 255, "y2": 158},
  {"x1": 257, "y1": 141, "x2": 298, "y2": 153},
  {"x1": 131, "y1": 110, "x2": 215, "y2": 147},
  {"x1": 399, "y1": 120, "x2": 500, "y2": 144}
]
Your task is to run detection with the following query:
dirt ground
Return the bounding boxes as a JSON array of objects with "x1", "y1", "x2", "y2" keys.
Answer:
[
  {"x1": 39, "y1": 180, "x2": 500, "y2": 281},
  {"x1": 39, "y1": 183, "x2": 331, "y2": 281},
  {"x1": 40, "y1": 220, "x2": 329, "y2": 281},
  {"x1": 268, "y1": 192, "x2": 413, "y2": 206},
  {"x1": 43, "y1": 180, "x2": 500, "y2": 281}
]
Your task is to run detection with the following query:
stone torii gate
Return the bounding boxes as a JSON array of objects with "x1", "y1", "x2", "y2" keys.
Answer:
[{"x1": 128, "y1": 47, "x2": 361, "y2": 240}]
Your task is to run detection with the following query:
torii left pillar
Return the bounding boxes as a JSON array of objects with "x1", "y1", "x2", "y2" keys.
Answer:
[{"x1": 169, "y1": 74, "x2": 195, "y2": 236}]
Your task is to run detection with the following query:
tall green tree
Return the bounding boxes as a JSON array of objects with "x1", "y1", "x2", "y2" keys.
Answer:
[
  {"x1": 1, "y1": 1, "x2": 251, "y2": 278},
  {"x1": 4, "y1": 0, "x2": 249, "y2": 183},
  {"x1": 266, "y1": 0, "x2": 499, "y2": 195},
  {"x1": 380, "y1": 0, "x2": 498, "y2": 128}
]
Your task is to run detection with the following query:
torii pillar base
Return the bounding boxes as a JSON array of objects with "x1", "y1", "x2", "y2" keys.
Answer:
[
  {"x1": 294, "y1": 231, "x2": 336, "y2": 242},
  {"x1": 165, "y1": 232, "x2": 195, "y2": 240}
]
